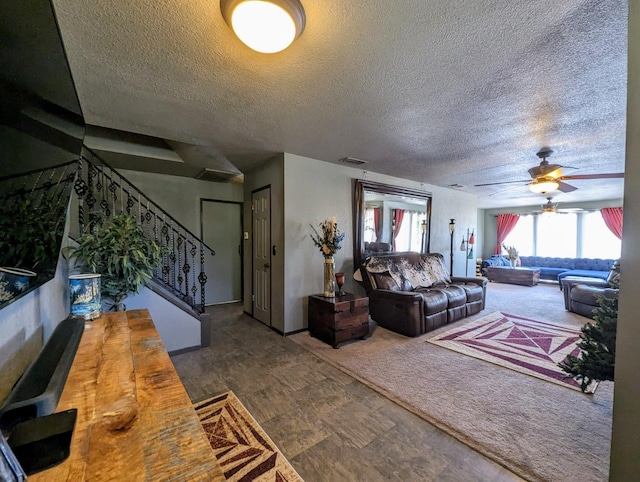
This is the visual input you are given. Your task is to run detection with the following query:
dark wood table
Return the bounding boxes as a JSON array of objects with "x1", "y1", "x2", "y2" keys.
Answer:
[
  {"x1": 486, "y1": 266, "x2": 541, "y2": 286},
  {"x1": 308, "y1": 293, "x2": 369, "y2": 348}
]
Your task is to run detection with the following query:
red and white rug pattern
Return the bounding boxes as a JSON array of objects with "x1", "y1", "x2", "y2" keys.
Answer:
[
  {"x1": 427, "y1": 311, "x2": 597, "y2": 393},
  {"x1": 195, "y1": 391, "x2": 304, "y2": 481}
]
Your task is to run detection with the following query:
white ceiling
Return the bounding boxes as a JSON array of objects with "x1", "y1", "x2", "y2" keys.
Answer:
[{"x1": 50, "y1": 0, "x2": 627, "y2": 208}]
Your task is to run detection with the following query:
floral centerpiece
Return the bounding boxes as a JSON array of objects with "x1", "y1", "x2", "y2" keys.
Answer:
[
  {"x1": 310, "y1": 217, "x2": 345, "y2": 259},
  {"x1": 310, "y1": 217, "x2": 345, "y2": 297},
  {"x1": 502, "y1": 244, "x2": 519, "y2": 268}
]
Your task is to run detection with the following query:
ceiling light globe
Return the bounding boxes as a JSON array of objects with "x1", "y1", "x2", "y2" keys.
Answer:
[
  {"x1": 529, "y1": 179, "x2": 559, "y2": 194},
  {"x1": 225, "y1": 0, "x2": 302, "y2": 53}
]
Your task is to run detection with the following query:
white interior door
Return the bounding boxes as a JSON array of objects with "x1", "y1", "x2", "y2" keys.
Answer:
[
  {"x1": 202, "y1": 200, "x2": 242, "y2": 305},
  {"x1": 252, "y1": 188, "x2": 271, "y2": 326}
]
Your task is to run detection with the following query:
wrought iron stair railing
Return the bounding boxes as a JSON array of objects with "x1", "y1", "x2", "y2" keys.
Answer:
[{"x1": 73, "y1": 154, "x2": 215, "y2": 313}]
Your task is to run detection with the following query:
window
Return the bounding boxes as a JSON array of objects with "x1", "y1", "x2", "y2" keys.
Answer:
[
  {"x1": 395, "y1": 211, "x2": 426, "y2": 252},
  {"x1": 503, "y1": 215, "x2": 534, "y2": 256},
  {"x1": 581, "y1": 211, "x2": 622, "y2": 259},
  {"x1": 363, "y1": 208, "x2": 376, "y2": 243},
  {"x1": 501, "y1": 211, "x2": 621, "y2": 259},
  {"x1": 537, "y1": 213, "x2": 577, "y2": 257}
]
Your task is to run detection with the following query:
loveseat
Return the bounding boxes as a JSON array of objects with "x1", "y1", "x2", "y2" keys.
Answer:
[
  {"x1": 360, "y1": 252, "x2": 487, "y2": 337},
  {"x1": 482, "y1": 255, "x2": 615, "y2": 283}
]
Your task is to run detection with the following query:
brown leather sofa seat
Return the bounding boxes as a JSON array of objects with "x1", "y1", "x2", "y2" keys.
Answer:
[{"x1": 361, "y1": 252, "x2": 487, "y2": 336}]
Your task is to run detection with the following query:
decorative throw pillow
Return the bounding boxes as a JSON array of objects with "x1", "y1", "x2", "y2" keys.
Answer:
[{"x1": 372, "y1": 272, "x2": 399, "y2": 290}]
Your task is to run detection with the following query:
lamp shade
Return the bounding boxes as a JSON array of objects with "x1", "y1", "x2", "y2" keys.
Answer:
[
  {"x1": 449, "y1": 219, "x2": 456, "y2": 233},
  {"x1": 529, "y1": 179, "x2": 559, "y2": 194},
  {"x1": 220, "y1": 0, "x2": 306, "y2": 53}
]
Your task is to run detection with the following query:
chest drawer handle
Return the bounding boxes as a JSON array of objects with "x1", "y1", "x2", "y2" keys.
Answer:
[{"x1": 332, "y1": 309, "x2": 344, "y2": 314}]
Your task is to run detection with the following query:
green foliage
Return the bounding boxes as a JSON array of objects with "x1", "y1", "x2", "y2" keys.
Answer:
[
  {"x1": 558, "y1": 261, "x2": 620, "y2": 392},
  {"x1": 66, "y1": 213, "x2": 163, "y2": 311},
  {"x1": 0, "y1": 194, "x2": 68, "y2": 272}
]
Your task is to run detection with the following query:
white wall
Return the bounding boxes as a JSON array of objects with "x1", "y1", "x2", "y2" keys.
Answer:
[
  {"x1": 118, "y1": 169, "x2": 243, "y2": 235},
  {"x1": 123, "y1": 287, "x2": 202, "y2": 353},
  {"x1": 282, "y1": 153, "x2": 478, "y2": 334},
  {"x1": 609, "y1": 2, "x2": 640, "y2": 477}
]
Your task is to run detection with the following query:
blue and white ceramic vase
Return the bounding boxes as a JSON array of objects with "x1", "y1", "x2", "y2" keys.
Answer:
[
  {"x1": 0, "y1": 267, "x2": 37, "y2": 302},
  {"x1": 69, "y1": 273, "x2": 102, "y2": 320}
]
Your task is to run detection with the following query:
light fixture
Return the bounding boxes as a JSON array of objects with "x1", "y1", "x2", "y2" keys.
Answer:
[
  {"x1": 529, "y1": 178, "x2": 560, "y2": 194},
  {"x1": 220, "y1": 0, "x2": 306, "y2": 53},
  {"x1": 449, "y1": 219, "x2": 456, "y2": 233}
]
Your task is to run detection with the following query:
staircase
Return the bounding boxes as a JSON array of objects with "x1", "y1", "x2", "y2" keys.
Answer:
[{"x1": 73, "y1": 151, "x2": 216, "y2": 320}]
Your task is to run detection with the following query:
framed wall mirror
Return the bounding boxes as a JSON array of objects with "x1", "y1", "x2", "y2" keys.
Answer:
[{"x1": 353, "y1": 179, "x2": 432, "y2": 268}]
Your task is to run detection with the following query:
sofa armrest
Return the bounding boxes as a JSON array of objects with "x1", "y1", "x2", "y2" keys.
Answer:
[
  {"x1": 368, "y1": 289, "x2": 424, "y2": 337},
  {"x1": 563, "y1": 278, "x2": 609, "y2": 291},
  {"x1": 451, "y1": 276, "x2": 488, "y2": 288}
]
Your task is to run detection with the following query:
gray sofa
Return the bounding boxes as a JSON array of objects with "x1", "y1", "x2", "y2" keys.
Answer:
[{"x1": 360, "y1": 252, "x2": 487, "y2": 337}]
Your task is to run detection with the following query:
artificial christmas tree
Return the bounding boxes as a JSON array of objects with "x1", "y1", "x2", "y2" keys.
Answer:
[{"x1": 559, "y1": 261, "x2": 620, "y2": 392}]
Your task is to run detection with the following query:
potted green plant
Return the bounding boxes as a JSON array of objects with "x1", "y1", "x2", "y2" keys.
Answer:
[{"x1": 65, "y1": 213, "x2": 163, "y2": 311}]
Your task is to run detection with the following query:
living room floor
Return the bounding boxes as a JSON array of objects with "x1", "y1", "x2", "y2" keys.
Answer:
[{"x1": 171, "y1": 302, "x2": 524, "y2": 481}]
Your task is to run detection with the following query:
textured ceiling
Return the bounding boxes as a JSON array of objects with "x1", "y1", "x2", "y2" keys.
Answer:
[{"x1": 51, "y1": 0, "x2": 627, "y2": 208}]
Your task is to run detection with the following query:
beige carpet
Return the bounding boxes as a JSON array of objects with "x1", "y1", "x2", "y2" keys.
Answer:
[
  {"x1": 195, "y1": 391, "x2": 304, "y2": 482},
  {"x1": 291, "y1": 282, "x2": 613, "y2": 482}
]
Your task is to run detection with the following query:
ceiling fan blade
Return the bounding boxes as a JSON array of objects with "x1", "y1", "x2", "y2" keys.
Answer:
[
  {"x1": 557, "y1": 181, "x2": 578, "y2": 193},
  {"x1": 474, "y1": 180, "x2": 530, "y2": 187},
  {"x1": 559, "y1": 173, "x2": 624, "y2": 180},
  {"x1": 528, "y1": 163, "x2": 563, "y2": 178}
]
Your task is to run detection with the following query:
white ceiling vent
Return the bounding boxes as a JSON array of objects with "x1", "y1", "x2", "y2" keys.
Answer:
[{"x1": 338, "y1": 157, "x2": 369, "y2": 165}]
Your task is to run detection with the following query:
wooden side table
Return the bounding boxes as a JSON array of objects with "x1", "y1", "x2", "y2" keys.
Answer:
[{"x1": 308, "y1": 293, "x2": 370, "y2": 348}]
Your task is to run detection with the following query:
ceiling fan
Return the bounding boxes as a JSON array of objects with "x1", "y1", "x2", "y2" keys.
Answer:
[
  {"x1": 521, "y1": 197, "x2": 583, "y2": 215},
  {"x1": 475, "y1": 148, "x2": 624, "y2": 195}
]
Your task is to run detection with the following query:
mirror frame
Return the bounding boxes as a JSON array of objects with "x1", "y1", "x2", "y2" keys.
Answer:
[{"x1": 353, "y1": 179, "x2": 432, "y2": 268}]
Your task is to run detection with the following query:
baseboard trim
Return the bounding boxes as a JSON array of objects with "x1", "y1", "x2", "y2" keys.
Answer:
[{"x1": 168, "y1": 344, "x2": 201, "y2": 356}]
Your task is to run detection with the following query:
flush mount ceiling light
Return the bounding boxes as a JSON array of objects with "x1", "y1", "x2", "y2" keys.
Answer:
[
  {"x1": 529, "y1": 178, "x2": 560, "y2": 194},
  {"x1": 220, "y1": 0, "x2": 306, "y2": 53}
]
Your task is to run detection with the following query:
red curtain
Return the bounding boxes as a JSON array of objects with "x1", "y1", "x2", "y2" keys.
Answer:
[
  {"x1": 392, "y1": 209, "x2": 405, "y2": 250},
  {"x1": 601, "y1": 207, "x2": 623, "y2": 240},
  {"x1": 373, "y1": 207, "x2": 381, "y2": 242},
  {"x1": 495, "y1": 214, "x2": 520, "y2": 254}
]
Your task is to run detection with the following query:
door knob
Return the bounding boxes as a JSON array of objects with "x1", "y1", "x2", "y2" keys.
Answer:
[{"x1": 264, "y1": 263, "x2": 270, "y2": 268}]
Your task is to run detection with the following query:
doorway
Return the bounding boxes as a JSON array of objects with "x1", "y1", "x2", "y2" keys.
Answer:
[
  {"x1": 201, "y1": 199, "x2": 242, "y2": 305},
  {"x1": 251, "y1": 187, "x2": 271, "y2": 326}
]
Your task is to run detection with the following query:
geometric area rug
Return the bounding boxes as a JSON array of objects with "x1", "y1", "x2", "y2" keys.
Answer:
[
  {"x1": 428, "y1": 311, "x2": 598, "y2": 393},
  {"x1": 195, "y1": 391, "x2": 304, "y2": 482}
]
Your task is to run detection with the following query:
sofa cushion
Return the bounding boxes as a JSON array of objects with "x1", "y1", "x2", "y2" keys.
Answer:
[
  {"x1": 520, "y1": 257, "x2": 576, "y2": 269},
  {"x1": 437, "y1": 285, "x2": 466, "y2": 308},
  {"x1": 558, "y1": 269, "x2": 610, "y2": 282},
  {"x1": 574, "y1": 258, "x2": 616, "y2": 271},
  {"x1": 371, "y1": 272, "x2": 399, "y2": 290},
  {"x1": 414, "y1": 289, "x2": 448, "y2": 315},
  {"x1": 454, "y1": 283, "x2": 483, "y2": 303}
]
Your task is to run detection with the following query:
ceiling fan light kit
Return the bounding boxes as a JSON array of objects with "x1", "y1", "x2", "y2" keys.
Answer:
[
  {"x1": 220, "y1": 0, "x2": 306, "y2": 53},
  {"x1": 529, "y1": 178, "x2": 560, "y2": 194}
]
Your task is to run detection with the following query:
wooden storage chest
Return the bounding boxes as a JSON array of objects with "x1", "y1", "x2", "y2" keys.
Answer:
[{"x1": 308, "y1": 293, "x2": 370, "y2": 348}]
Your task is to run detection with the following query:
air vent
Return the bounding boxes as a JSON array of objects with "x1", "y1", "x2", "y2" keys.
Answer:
[{"x1": 338, "y1": 157, "x2": 369, "y2": 165}]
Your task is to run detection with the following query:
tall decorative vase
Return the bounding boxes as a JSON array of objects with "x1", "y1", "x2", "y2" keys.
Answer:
[
  {"x1": 324, "y1": 257, "x2": 335, "y2": 297},
  {"x1": 509, "y1": 258, "x2": 517, "y2": 268}
]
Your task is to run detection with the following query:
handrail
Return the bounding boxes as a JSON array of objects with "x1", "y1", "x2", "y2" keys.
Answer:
[{"x1": 74, "y1": 149, "x2": 215, "y2": 313}]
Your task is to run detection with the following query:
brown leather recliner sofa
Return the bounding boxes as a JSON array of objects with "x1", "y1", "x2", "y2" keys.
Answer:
[
  {"x1": 563, "y1": 260, "x2": 620, "y2": 319},
  {"x1": 360, "y1": 252, "x2": 487, "y2": 337}
]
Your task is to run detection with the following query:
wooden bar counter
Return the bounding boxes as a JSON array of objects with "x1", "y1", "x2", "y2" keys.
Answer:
[{"x1": 30, "y1": 309, "x2": 224, "y2": 481}]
